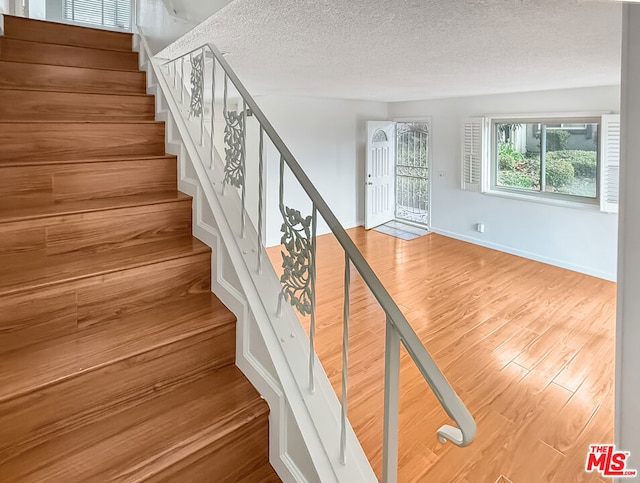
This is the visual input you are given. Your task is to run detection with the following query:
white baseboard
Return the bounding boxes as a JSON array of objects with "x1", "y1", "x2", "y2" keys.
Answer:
[{"x1": 430, "y1": 226, "x2": 616, "y2": 282}]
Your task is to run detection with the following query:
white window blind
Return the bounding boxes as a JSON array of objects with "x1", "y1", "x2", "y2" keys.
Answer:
[
  {"x1": 461, "y1": 117, "x2": 484, "y2": 192},
  {"x1": 63, "y1": 0, "x2": 131, "y2": 31},
  {"x1": 600, "y1": 114, "x2": 621, "y2": 213}
]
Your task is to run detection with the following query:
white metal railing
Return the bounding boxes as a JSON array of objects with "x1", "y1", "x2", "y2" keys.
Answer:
[{"x1": 158, "y1": 43, "x2": 476, "y2": 481}]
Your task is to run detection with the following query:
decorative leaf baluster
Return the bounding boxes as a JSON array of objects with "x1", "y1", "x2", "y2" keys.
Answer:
[
  {"x1": 279, "y1": 206, "x2": 314, "y2": 316},
  {"x1": 223, "y1": 110, "x2": 245, "y2": 189},
  {"x1": 189, "y1": 53, "x2": 204, "y2": 118}
]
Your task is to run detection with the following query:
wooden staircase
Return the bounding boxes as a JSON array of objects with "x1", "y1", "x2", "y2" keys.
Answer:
[{"x1": 0, "y1": 15, "x2": 278, "y2": 482}]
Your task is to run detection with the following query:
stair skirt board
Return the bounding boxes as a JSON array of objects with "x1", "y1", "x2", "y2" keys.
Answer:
[{"x1": 0, "y1": 15, "x2": 276, "y2": 482}]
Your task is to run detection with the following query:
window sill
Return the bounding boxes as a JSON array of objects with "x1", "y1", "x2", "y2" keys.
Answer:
[{"x1": 483, "y1": 188, "x2": 602, "y2": 211}]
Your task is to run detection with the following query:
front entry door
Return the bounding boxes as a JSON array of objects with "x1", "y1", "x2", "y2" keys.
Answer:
[{"x1": 365, "y1": 121, "x2": 395, "y2": 229}]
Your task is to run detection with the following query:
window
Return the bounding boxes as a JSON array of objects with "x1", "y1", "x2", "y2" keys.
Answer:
[
  {"x1": 63, "y1": 0, "x2": 132, "y2": 31},
  {"x1": 461, "y1": 114, "x2": 620, "y2": 213},
  {"x1": 545, "y1": 123, "x2": 589, "y2": 132},
  {"x1": 493, "y1": 118, "x2": 600, "y2": 202},
  {"x1": 372, "y1": 129, "x2": 388, "y2": 143}
]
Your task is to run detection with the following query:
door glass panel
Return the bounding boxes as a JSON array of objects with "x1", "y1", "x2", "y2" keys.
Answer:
[
  {"x1": 395, "y1": 122, "x2": 429, "y2": 226},
  {"x1": 372, "y1": 129, "x2": 388, "y2": 143}
]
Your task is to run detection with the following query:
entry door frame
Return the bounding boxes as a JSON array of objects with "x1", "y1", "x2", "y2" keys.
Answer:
[
  {"x1": 392, "y1": 116, "x2": 433, "y2": 230},
  {"x1": 365, "y1": 121, "x2": 396, "y2": 229}
]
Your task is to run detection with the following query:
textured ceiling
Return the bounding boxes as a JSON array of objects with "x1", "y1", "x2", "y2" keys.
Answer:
[{"x1": 158, "y1": 0, "x2": 623, "y2": 102}]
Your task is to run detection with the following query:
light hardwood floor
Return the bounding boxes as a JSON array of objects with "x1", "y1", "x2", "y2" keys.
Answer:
[{"x1": 268, "y1": 227, "x2": 616, "y2": 483}]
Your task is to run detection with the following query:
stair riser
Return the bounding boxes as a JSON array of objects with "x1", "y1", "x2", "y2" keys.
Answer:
[
  {"x1": 0, "y1": 200, "x2": 193, "y2": 256},
  {"x1": 0, "y1": 252, "x2": 212, "y2": 354},
  {"x1": 147, "y1": 415, "x2": 271, "y2": 483},
  {"x1": 0, "y1": 122, "x2": 165, "y2": 163},
  {"x1": 0, "y1": 90, "x2": 155, "y2": 121},
  {"x1": 0, "y1": 158, "x2": 177, "y2": 204},
  {"x1": 2, "y1": 15, "x2": 133, "y2": 52},
  {"x1": 0, "y1": 329, "x2": 236, "y2": 463},
  {"x1": 0, "y1": 38, "x2": 139, "y2": 71},
  {"x1": 76, "y1": 251, "x2": 211, "y2": 329},
  {"x1": 0, "y1": 60, "x2": 146, "y2": 94}
]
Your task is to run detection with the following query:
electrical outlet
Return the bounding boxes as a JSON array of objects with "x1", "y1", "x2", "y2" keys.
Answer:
[{"x1": 476, "y1": 223, "x2": 485, "y2": 233}]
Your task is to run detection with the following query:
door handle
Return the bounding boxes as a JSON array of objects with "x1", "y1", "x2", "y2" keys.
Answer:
[{"x1": 366, "y1": 182, "x2": 373, "y2": 185}]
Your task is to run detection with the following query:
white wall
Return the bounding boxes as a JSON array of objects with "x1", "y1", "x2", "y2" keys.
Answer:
[
  {"x1": 389, "y1": 86, "x2": 620, "y2": 280},
  {"x1": 137, "y1": 0, "x2": 233, "y2": 56},
  {"x1": 43, "y1": 0, "x2": 61, "y2": 20},
  {"x1": 136, "y1": 0, "x2": 197, "y2": 55},
  {"x1": 616, "y1": 4, "x2": 640, "y2": 473},
  {"x1": 159, "y1": 0, "x2": 233, "y2": 25},
  {"x1": 28, "y1": 0, "x2": 46, "y2": 19},
  {"x1": 252, "y1": 96, "x2": 388, "y2": 246}
]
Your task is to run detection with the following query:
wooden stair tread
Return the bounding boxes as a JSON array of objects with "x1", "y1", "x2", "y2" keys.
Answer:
[
  {"x1": 0, "y1": 85, "x2": 152, "y2": 96},
  {"x1": 0, "y1": 293, "x2": 234, "y2": 402},
  {"x1": 0, "y1": 86, "x2": 149, "y2": 99},
  {"x1": 0, "y1": 89, "x2": 155, "y2": 122},
  {"x1": 0, "y1": 60, "x2": 146, "y2": 95},
  {"x1": 0, "y1": 121, "x2": 166, "y2": 163},
  {"x1": 0, "y1": 120, "x2": 163, "y2": 124},
  {"x1": 0, "y1": 37, "x2": 139, "y2": 71},
  {"x1": 0, "y1": 35, "x2": 135, "y2": 54},
  {"x1": 0, "y1": 57, "x2": 143, "y2": 73},
  {"x1": 0, "y1": 191, "x2": 190, "y2": 224},
  {"x1": 1, "y1": 15, "x2": 134, "y2": 52},
  {"x1": 0, "y1": 153, "x2": 175, "y2": 167},
  {"x1": 0, "y1": 235, "x2": 209, "y2": 297},
  {"x1": 0, "y1": 365, "x2": 269, "y2": 482},
  {"x1": 238, "y1": 463, "x2": 281, "y2": 482}
]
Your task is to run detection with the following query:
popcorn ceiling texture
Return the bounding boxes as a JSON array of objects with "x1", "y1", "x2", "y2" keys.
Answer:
[{"x1": 159, "y1": 0, "x2": 622, "y2": 102}]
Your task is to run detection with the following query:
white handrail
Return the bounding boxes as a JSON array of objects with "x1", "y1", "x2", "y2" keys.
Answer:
[
  {"x1": 205, "y1": 40, "x2": 475, "y2": 444},
  {"x1": 161, "y1": 40, "x2": 476, "y2": 479}
]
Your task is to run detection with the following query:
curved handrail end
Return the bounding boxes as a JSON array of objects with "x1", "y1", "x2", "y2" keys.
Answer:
[{"x1": 436, "y1": 420, "x2": 476, "y2": 447}]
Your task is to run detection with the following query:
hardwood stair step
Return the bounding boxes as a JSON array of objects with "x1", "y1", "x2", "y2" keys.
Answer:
[
  {"x1": 0, "y1": 37, "x2": 139, "y2": 71},
  {"x1": 0, "y1": 234, "x2": 209, "y2": 297},
  {"x1": 0, "y1": 60, "x2": 146, "y2": 94},
  {"x1": 0, "y1": 153, "x2": 176, "y2": 168},
  {"x1": 0, "y1": 251, "x2": 212, "y2": 354},
  {"x1": 0, "y1": 88, "x2": 155, "y2": 121},
  {"x1": 0, "y1": 190, "x2": 187, "y2": 224},
  {"x1": 0, "y1": 365, "x2": 271, "y2": 482},
  {"x1": 1, "y1": 15, "x2": 134, "y2": 52},
  {"x1": 0, "y1": 197, "x2": 193, "y2": 256},
  {"x1": 0, "y1": 15, "x2": 276, "y2": 482},
  {"x1": 0, "y1": 156, "x2": 177, "y2": 203},
  {"x1": 146, "y1": 409, "x2": 271, "y2": 483},
  {"x1": 0, "y1": 294, "x2": 235, "y2": 449},
  {"x1": 0, "y1": 121, "x2": 165, "y2": 163},
  {"x1": 238, "y1": 462, "x2": 282, "y2": 482}
]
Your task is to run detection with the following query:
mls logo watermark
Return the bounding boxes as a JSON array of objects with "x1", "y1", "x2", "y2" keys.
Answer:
[{"x1": 585, "y1": 444, "x2": 637, "y2": 478}]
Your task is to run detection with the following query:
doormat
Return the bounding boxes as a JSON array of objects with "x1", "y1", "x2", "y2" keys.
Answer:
[{"x1": 374, "y1": 220, "x2": 429, "y2": 241}]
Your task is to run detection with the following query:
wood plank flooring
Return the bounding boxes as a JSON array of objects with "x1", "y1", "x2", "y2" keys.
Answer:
[{"x1": 268, "y1": 228, "x2": 616, "y2": 482}]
